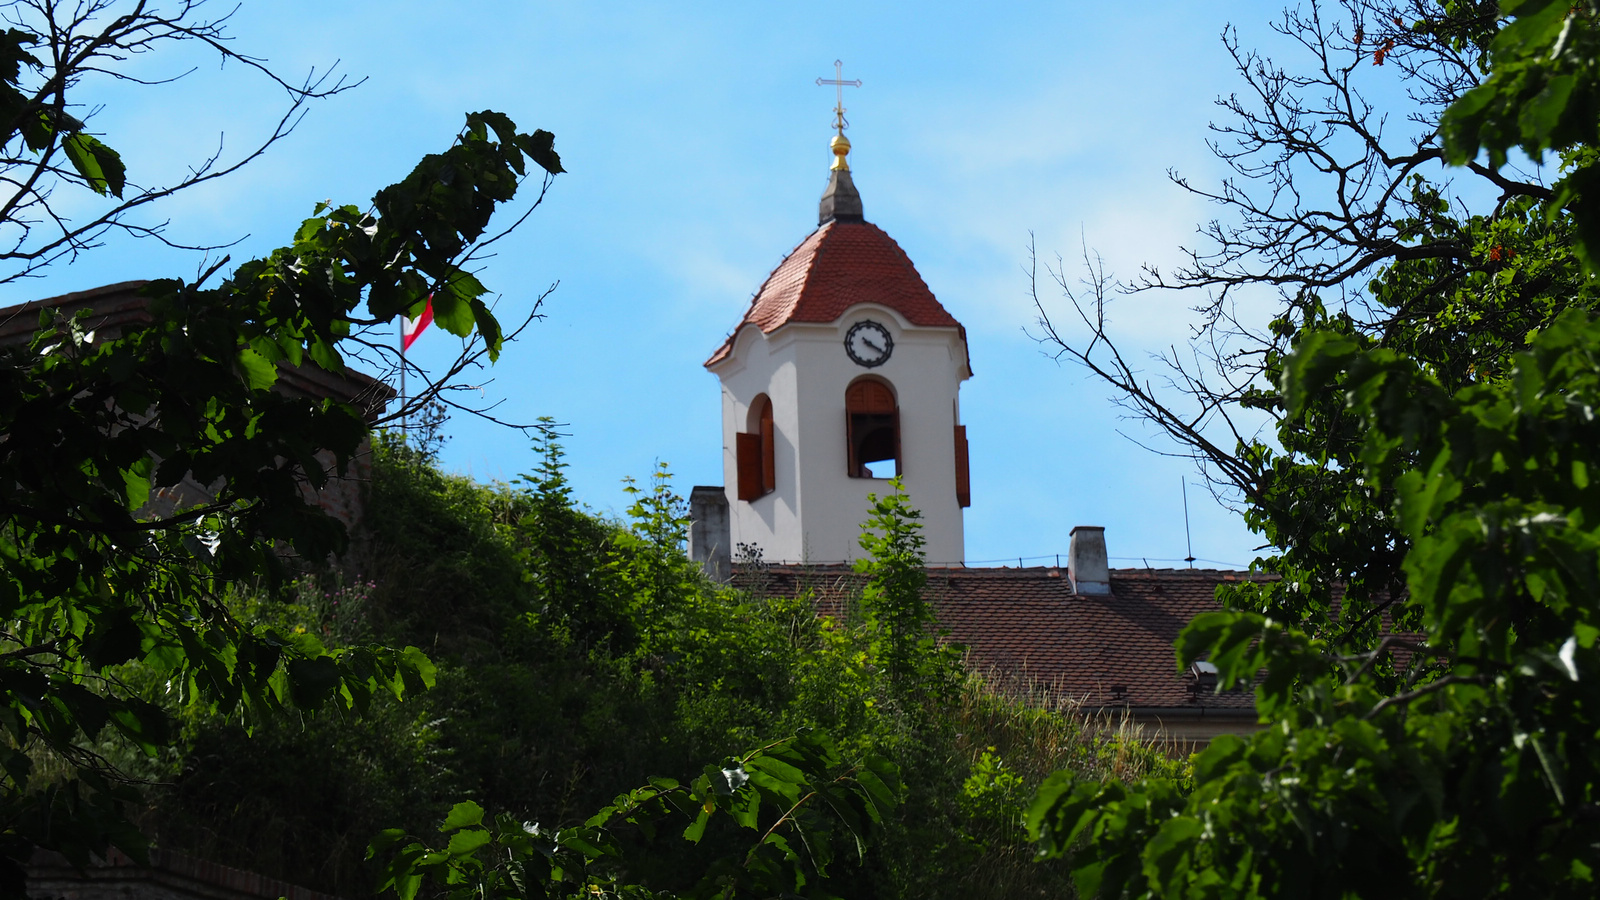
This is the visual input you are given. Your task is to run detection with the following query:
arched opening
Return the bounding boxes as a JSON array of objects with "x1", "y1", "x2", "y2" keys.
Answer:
[
  {"x1": 846, "y1": 377, "x2": 899, "y2": 479},
  {"x1": 736, "y1": 394, "x2": 776, "y2": 501}
]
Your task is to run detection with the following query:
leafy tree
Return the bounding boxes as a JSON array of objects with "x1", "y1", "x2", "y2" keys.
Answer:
[
  {"x1": 0, "y1": 1, "x2": 565, "y2": 886},
  {"x1": 1029, "y1": 305, "x2": 1600, "y2": 900},
  {"x1": 519, "y1": 420, "x2": 626, "y2": 650},
  {"x1": 1032, "y1": 0, "x2": 1588, "y2": 657},
  {"x1": 1026, "y1": 1, "x2": 1600, "y2": 896},
  {"x1": 854, "y1": 477, "x2": 955, "y2": 695}
]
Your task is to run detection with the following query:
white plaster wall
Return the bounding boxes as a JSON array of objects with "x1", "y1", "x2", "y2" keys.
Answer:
[
  {"x1": 717, "y1": 324, "x2": 802, "y2": 561},
  {"x1": 711, "y1": 303, "x2": 969, "y2": 564}
]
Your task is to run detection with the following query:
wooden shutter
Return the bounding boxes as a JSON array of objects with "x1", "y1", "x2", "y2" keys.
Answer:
[
  {"x1": 846, "y1": 379, "x2": 895, "y2": 414},
  {"x1": 736, "y1": 432, "x2": 763, "y2": 501},
  {"x1": 760, "y1": 410, "x2": 776, "y2": 494},
  {"x1": 845, "y1": 409, "x2": 858, "y2": 476},
  {"x1": 954, "y1": 425, "x2": 970, "y2": 507}
]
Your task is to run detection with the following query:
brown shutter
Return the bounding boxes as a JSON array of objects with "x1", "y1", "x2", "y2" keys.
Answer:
[
  {"x1": 954, "y1": 425, "x2": 970, "y2": 507},
  {"x1": 760, "y1": 413, "x2": 776, "y2": 494},
  {"x1": 845, "y1": 409, "x2": 858, "y2": 476},
  {"x1": 846, "y1": 379, "x2": 895, "y2": 413},
  {"x1": 736, "y1": 432, "x2": 763, "y2": 501}
]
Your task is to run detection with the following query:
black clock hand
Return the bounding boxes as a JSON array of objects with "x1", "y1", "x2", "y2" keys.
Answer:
[{"x1": 862, "y1": 337, "x2": 884, "y2": 353}]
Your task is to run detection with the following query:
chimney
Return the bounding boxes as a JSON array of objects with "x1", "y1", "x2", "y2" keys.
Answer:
[
  {"x1": 1068, "y1": 525, "x2": 1110, "y2": 594},
  {"x1": 688, "y1": 486, "x2": 732, "y2": 582}
]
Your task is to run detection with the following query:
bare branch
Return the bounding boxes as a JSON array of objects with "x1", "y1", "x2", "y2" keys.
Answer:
[{"x1": 0, "y1": 0, "x2": 363, "y2": 285}]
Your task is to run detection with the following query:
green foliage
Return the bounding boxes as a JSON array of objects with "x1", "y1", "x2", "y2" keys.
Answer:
[
  {"x1": 1443, "y1": 0, "x2": 1600, "y2": 268},
  {"x1": 853, "y1": 478, "x2": 958, "y2": 696},
  {"x1": 0, "y1": 27, "x2": 125, "y2": 200},
  {"x1": 1031, "y1": 309, "x2": 1600, "y2": 898},
  {"x1": 1020, "y1": 3, "x2": 1600, "y2": 896},
  {"x1": 0, "y1": 87, "x2": 559, "y2": 884},
  {"x1": 959, "y1": 748, "x2": 1027, "y2": 848},
  {"x1": 370, "y1": 731, "x2": 903, "y2": 900},
  {"x1": 139, "y1": 432, "x2": 1160, "y2": 899},
  {"x1": 519, "y1": 420, "x2": 627, "y2": 650}
]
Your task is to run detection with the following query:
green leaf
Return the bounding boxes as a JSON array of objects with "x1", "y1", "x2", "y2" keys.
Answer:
[
  {"x1": 121, "y1": 456, "x2": 152, "y2": 509},
  {"x1": 521, "y1": 129, "x2": 565, "y2": 175},
  {"x1": 82, "y1": 607, "x2": 143, "y2": 668},
  {"x1": 107, "y1": 698, "x2": 169, "y2": 756},
  {"x1": 400, "y1": 645, "x2": 437, "y2": 693},
  {"x1": 61, "y1": 132, "x2": 126, "y2": 197},
  {"x1": 430, "y1": 286, "x2": 475, "y2": 337},
  {"x1": 441, "y1": 800, "x2": 485, "y2": 831},
  {"x1": 445, "y1": 828, "x2": 492, "y2": 857},
  {"x1": 746, "y1": 754, "x2": 806, "y2": 785},
  {"x1": 1518, "y1": 74, "x2": 1576, "y2": 148},
  {"x1": 235, "y1": 346, "x2": 277, "y2": 390},
  {"x1": 286, "y1": 656, "x2": 340, "y2": 710},
  {"x1": 682, "y1": 806, "x2": 712, "y2": 843},
  {"x1": 1141, "y1": 816, "x2": 1202, "y2": 888}
]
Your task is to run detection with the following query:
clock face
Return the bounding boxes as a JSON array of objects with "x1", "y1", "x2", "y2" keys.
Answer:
[{"x1": 844, "y1": 320, "x2": 894, "y2": 368}]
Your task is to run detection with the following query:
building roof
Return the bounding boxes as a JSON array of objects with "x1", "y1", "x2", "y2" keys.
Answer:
[
  {"x1": 705, "y1": 220, "x2": 965, "y2": 367},
  {"x1": 737, "y1": 563, "x2": 1266, "y2": 715},
  {"x1": 0, "y1": 281, "x2": 395, "y2": 420}
]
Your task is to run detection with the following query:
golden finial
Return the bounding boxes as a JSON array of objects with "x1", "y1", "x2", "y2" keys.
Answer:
[
  {"x1": 816, "y1": 60, "x2": 861, "y2": 170},
  {"x1": 830, "y1": 133, "x2": 851, "y2": 171}
]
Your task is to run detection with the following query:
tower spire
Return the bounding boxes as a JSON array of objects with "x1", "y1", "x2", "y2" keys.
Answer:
[
  {"x1": 815, "y1": 60, "x2": 863, "y2": 225},
  {"x1": 815, "y1": 60, "x2": 861, "y2": 171}
]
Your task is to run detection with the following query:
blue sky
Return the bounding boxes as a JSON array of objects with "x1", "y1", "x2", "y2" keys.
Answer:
[{"x1": 18, "y1": 0, "x2": 1351, "y2": 569}]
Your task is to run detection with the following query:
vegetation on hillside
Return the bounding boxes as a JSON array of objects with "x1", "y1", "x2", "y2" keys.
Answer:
[{"x1": 121, "y1": 430, "x2": 1174, "y2": 899}]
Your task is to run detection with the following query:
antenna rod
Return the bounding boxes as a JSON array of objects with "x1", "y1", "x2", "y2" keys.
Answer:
[{"x1": 1182, "y1": 478, "x2": 1196, "y2": 568}]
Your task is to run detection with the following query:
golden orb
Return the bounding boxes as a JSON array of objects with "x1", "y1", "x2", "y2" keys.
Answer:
[{"x1": 829, "y1": 133, "x2": 851, "y2": 171}]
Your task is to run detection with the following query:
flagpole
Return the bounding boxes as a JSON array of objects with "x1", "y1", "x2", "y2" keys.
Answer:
[
  {"x1": 399, "y1": 316, "x2": 407, "y2": 439},
  {"x1": 397, "y1": 294, "x2": 433, "y2": 445}
]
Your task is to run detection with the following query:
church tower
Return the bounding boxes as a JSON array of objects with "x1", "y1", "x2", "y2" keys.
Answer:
[{"x1": 702, "y1": 129, "x2": 972, "y2": 565}]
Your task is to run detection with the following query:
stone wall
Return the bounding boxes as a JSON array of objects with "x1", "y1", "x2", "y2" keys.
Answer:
[{"x1": 27, "y1": 848, "x2": 341, "y2": 900}]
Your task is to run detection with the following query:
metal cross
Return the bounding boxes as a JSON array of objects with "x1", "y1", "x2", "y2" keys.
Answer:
[{"x1": 815, "y1": 59, "x2": 861, "y2": 134}]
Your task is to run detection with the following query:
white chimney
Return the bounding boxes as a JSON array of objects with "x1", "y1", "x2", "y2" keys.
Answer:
[{"x1": 1068, "y1": 525, "x2": 1110, "y2": 594}]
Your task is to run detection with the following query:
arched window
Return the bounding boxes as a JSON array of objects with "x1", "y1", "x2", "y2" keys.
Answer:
[
  {"x1": 736, "y1": 394, "x2": 776, "y2": 501},
  {"x1": 846, "y1": 377, "x2": 899, "y2": 478}
]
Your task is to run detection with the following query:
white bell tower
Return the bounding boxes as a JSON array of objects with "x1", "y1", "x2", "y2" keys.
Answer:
[{"x1": 701, "y1": 129, "x2": 972, "y2": 565}]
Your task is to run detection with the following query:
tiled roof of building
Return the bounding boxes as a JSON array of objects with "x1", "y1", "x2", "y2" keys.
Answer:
[
  {"x1": 737, "y1": 563, "x2": 1269, "y2": 714},
  {"x1": 0, "y1": 281, "x2": 395, "y2": 419},
  {"x1": 705, "y1": 220, "x2": 963, "y2": 367}
]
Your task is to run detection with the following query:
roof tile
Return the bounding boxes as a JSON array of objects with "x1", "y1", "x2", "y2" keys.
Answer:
[
  {"x1": 737, "y1": 564, "x2": 1268, "y2": 713},
  {"x1": 706, "y1": 221, "x2": 960, "y2": 366}
]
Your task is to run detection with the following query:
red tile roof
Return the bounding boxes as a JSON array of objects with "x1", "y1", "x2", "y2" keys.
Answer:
[
  {"x1": 705, "y1": 221, "x2": 963, "y2": 366},
  {"x1": 737, "y1": 564, "x2": 1268, "y2": 714}
]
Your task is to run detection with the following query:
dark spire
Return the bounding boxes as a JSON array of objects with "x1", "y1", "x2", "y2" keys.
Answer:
[{"x1": 819, "y1": 133, "x2": 863, "y2": 225}]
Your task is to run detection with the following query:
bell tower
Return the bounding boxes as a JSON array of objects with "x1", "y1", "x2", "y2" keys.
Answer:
[{"x1": 701, "y1": 128, "x2": 973, "y2": 565}]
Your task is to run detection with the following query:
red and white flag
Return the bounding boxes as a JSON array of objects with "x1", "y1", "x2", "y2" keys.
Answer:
[{"x1": 401, "y1": 295, "x2": 434, "y2": 353}]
